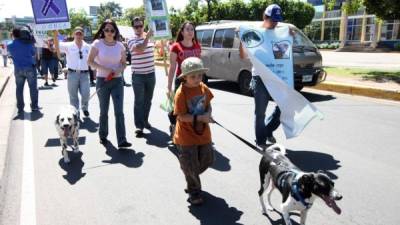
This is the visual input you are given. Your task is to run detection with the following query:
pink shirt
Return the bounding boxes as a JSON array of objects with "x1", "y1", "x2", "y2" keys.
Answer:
[{"x1": 92, "y1": 39, "x2": 125, "y2": 78}]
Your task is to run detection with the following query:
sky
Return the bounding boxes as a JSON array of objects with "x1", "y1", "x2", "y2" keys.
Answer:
[{"x1": 0, "y1": 0, "x2": 190, "y2": 19}]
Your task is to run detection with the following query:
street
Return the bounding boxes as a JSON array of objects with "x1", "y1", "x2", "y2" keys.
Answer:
[{"x1": 0, "y1": 66, "x2": 400, "y2": 225}]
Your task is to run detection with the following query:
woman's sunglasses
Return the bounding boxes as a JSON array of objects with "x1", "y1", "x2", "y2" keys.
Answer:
[
  {"x1": 134, "y1": 25, "x2": 143, "y2": 29},
  {"x1": 79, "y1": 50, "x2": 82, "y2": 59},
  {"x1": 103, "y1": 28, "x2": 115, "y2": 33}
]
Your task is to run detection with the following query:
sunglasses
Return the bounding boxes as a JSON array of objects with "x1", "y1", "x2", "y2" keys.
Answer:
[
  {"x1": 133, "y1": 25, "x2": 143, "y2": 29},
  {"x1": 103, "y1": 28, "x2": 115, "y2": 33},
  {"x1": 79, "y1": 50, "x2": 82, "y2": 59}
]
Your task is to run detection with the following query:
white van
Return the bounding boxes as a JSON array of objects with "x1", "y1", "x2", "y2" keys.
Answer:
[{"x1": 196, "y1": 21, "x2": 326, "y2": 95}]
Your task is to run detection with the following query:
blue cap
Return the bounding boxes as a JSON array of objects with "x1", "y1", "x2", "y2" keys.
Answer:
[{"x1": 264, "y1": 4, "x2": 283, "y2": 22}]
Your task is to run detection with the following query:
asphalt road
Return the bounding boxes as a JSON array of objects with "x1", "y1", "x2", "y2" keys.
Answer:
[{"x1": 1, "y1": 66, "x2": 399, "y2": 225}]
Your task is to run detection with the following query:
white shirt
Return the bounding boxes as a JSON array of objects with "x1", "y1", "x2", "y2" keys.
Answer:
[
  {"x1": 0, "y1": 48, "x2": 8, "y2": 56},
  {"x1": 59, "y1": 41, "x2": 91, "y2": 70}
]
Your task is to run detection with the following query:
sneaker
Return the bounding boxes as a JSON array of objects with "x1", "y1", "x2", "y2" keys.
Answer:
[
  {"x1": 100, "y1": 137, "x2": 108, "y2": 145},
  {"x1": 31, "y1": 106, "x2": 41, "y2": 111},
  {"x1": 44, "y1": 82, "x2": 49, "y2": 86},
  {"x1": 266, "y1": 136, "x2": 276, "y2": 144},
  {"x1": 144, "y1": 122, "x2": 152, "y2": 129},
  {"x1": 118, "y1": 141, "x2": 132, "y2": 149},
  {"x1": 256, "y1": 143, "x2": 269, "y2": 151},
  {"x1": 135, "y1": 128, "x2": 144, "y2": 137},
  {"x1": 83, "y1": 110, "x2": 89, "y2": 117},
  {"x1": 187, "y1": 193, "x2": 204, "y2": 205},
  {"x1": 52, "y1": 77, "x2": 56, "y2": 82}
]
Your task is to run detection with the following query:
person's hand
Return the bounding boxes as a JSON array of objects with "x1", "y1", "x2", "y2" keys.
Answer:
[
  {"x1": 289, "y1": 27, "x2": 296, "y2": 37},
  {"x1": 166, "y1": 88, "x2": 174, "y2": 99},
  {"x1": 198, "y1": 114, "x2": 211, "y2": 123},
  {"x1": 146, "y1": 29, "x2": 154, "y2": 39}
]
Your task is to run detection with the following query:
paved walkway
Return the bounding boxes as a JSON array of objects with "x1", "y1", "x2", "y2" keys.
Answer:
[{"x1": 320, "y1": 51, "x2": 400, "y2": 70}]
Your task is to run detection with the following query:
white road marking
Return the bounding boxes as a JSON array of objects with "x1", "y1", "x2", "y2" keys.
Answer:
[{"x1": 19, "y1": 113, "x2": 37, "y2": 225}]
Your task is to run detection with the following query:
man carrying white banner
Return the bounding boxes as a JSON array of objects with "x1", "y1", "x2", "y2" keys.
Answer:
[{"x1": 239, "y1": 4, "x2": 323, "y2": 149}]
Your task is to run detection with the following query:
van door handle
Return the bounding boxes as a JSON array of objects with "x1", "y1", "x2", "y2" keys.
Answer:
[{"x1": 228, "y1": 52, "x2": 231, "y2": 59}]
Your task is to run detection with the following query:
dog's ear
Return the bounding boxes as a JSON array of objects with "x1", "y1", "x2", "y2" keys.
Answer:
[{"x1": 55, "y1": 115, "x2": 60, "y2": 125}]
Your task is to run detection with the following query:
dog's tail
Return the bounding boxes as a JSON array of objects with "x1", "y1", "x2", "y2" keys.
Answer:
[{"x1": 266, "y1": 143, "x2": 286, "y2": 155}]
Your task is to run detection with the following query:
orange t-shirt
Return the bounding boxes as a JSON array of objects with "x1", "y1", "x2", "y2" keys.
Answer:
[{"x1": 173, "y1": 82, "x2": 214, "y2": 146}]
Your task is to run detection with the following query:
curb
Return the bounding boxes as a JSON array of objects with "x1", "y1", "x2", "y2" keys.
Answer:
[
  {"x1": 0, "y1": 71, "x2": 12, "y2": 98},
  {"x1": 155, "y1": 61, "x2": 400, "y2": 101},
  {"x1": 312, "y1": 82, "x2": 400, "y2": 101}
]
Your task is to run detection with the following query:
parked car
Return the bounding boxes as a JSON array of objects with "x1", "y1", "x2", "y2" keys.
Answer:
[{"x1": 196, "y1": 21, "x2": 326, "y2": 95}]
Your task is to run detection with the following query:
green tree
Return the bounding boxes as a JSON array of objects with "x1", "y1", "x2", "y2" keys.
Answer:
[
  {"x1": 97, "y1": 1, "x2": 123, "y2": 26},
  {"x1": 119, "y1": 6, "x2": 145, "y2": 26},
  {"x1": 66, "y1": 9, "x2": 91, "y2": 35},
  {"x1": 363, "y1": 0, "x2": 400, "y2": 20}
]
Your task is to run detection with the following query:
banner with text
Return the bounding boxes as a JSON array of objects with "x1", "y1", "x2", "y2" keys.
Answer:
[
  {"x1": 31, "y1": 0, "x2": 70, "y2": 31},
  {"x1": 239, "y1": 25, "x2": 323, "y2": 138},
  {"x1": 143, "y1": 0, "x2": 172, "y2": 40}
]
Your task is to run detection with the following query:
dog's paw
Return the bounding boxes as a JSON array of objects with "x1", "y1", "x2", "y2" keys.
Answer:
[{"x1": 266, "y1": 205, "x2": 274, "y2": 211}]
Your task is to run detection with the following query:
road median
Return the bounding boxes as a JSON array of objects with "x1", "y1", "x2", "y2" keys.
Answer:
[{"x1": 155, "y1": 61, "x2": 400, "y2": 101}]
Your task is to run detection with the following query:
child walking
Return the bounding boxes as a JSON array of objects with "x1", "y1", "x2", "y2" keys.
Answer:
[{"x1": 173, "y1": 57, "x2": 214, "y2": 205}]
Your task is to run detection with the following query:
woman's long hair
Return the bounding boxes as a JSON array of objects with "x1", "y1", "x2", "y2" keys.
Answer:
[
  {"x1": 175, "y1": 21, "x2": 198, "y2": 44},
  {"x1": 93, "y1": 19, "x2": 121, "y2": 41}
]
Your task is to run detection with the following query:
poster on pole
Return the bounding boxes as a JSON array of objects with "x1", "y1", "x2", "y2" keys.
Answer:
[
  {"x1": 30, "y1": 0, "x2": 70, "y2": 31},
  {"x1": 143, "y1": 0, "x2": 172, "y2": 40},
  {"x1": 239, "y1": 25, "x2": 323, "y2": 139}
]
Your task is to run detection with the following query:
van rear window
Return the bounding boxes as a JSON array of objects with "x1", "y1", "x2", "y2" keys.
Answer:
[{"x1": 200, "y1": 30, "x2": 213, "y2": 47}]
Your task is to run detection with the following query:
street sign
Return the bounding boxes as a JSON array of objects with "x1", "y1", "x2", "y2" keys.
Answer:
[
  {"x1": 30, "y1": 0, "x2": 70, "y2": 31},
  {"x1": 143, "y1": 0, "x2": 172, "y2": 40}
]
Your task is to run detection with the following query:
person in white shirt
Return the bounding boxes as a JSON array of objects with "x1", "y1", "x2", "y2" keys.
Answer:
[
  {"x1": 54, "y1": 27, "x2": 91, "y2": 117},
  {"x1": 1, "y1": 44, "x2": 8, "y2": 67}
]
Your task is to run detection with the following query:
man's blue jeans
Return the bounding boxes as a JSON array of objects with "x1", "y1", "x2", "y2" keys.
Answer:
[
  {"x1": 252, "y1": 76, "x2": 281, "y2": 145},
  {"x1": 67, "y1": 71, "x2": 90, "y2": 111},
  {"x1": 96, "y1": 77, "x2": 127, "y2": 145},
  {"x1": 14, "y1": 67, "x2": 38, "y2": 112},
  {"x1": 132, "y1": 72, "x2": 155, "y2": 129}
]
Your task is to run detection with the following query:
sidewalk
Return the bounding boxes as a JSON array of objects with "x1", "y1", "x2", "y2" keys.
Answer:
[{"x1": 155, "y1": 61, "x2": 400, "y2": 101}]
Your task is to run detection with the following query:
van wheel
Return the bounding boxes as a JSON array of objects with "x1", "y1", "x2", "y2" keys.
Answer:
[
  {"x1": 238, "y1": 71, "x2": 252, "y2": 96},
  {"x1": 202, "y1": 74, "x2": 209, "y2": 85},
  {"x1": 295, "y1": 85, "x2": 303, "y2": 92}
]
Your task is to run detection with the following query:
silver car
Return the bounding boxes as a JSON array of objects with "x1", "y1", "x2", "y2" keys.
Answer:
[{"x1": 196, "y1": 21, "x2": 326, "y2": 95}]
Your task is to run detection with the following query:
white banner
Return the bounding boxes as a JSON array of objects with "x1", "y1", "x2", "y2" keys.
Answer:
[{"x1": 239, "y1": 25, "x2": 324, "y2": 139}]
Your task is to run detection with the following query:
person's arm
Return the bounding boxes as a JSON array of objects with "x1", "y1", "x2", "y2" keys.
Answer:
[
  {"x1": 177, "y1": 113, "x2": 195, "y2": 123},
  {"x1": 53, "y1": 30, "x2": 62, "y2": 59},
  {"x1": 198, "y1": 105, "x2": 212, "y2": 123},
  {"x1": 167, "y1": 51, "x2": 178, "y2": 95},
  {"x1": 239, "y1": 42, "x2": 248, "y2": 59},
  {"x1": 115, "y1": 43, "x2": 127, "y2": 74},
  {"x1": 131, "y1": 30, "x2": 153, "y2": 52},
  {"x1": 87, "y1": 43, "x2": 112, "y2": 74}
]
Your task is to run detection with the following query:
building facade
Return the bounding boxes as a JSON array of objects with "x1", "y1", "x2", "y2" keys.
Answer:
[{"x1": 304, "y1": 2, "x2": 400, "y2": 49}]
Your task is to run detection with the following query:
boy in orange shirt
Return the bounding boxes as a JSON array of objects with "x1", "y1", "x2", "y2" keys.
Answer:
[{"x1": 173, "y1": 57, "x2": 214, "y2": 205}]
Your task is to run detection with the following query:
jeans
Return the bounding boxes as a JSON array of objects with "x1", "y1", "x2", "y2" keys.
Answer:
[
  {"x1": 2, "y1": 55, "x2": 7, "y2": 67},
  {"x1": 14, "y1": 67, "x2": 38, "y2": 112},
  {"x1": 97, "y1": 77, "x2": 127, "y2": 145},
  {"x1": 252, "y1": 76, "x2": 281, "y2": 144},
  {"x1": 67, "y1": 71, "x2": 90, "y2": 111},
  {"x1": 132, "y1": 72, "x2": 155, "y2": 129}
]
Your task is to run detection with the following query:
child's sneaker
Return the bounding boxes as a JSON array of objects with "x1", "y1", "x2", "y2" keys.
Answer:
[{"x1": 187, "y1": 193, "x2": 203, "y2": 205}]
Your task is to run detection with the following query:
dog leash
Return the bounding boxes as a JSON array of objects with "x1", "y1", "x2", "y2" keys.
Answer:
[
  {"x1": 88, "y1": 72, "x2": 116, "y2": 101},
  {"x1": 212, "y1": 119, "x2": 264, "y2": 154}
]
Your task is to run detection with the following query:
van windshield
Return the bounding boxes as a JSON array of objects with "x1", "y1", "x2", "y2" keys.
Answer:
[{"x1": 292, "y1": 28, "x2": 317, "y2": 52}]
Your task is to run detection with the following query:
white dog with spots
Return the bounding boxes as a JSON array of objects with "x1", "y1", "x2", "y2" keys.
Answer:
[{"x1": 55, "y1": 105, "x2": 80, "y2": 163}]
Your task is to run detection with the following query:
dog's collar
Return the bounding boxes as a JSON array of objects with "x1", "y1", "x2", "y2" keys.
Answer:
[{"x1": 291, "y1": 171, "x2": 312, "y2": 209}]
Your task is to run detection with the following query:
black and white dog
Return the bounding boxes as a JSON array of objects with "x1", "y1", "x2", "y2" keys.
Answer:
[
  {"x1": 55, "y1": 106, "x2": 80, "y2": 163},
  {"x1": 258, "y1": 144, "x2": 342, "y2": 225}
]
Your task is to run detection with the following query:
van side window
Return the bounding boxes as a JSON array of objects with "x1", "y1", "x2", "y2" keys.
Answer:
[
  {"x1": 201, "y1": 30, "x2": 213, "y2": 47},
  {"x1": 222, "y1": 29, "x2": 235, "y2": 48},
  {"x1": 212, "y1": 30, "x2": 224, "y2": 48},
  {"x1": 196, "y1": 30, "x2": 204, "y2": 42}
]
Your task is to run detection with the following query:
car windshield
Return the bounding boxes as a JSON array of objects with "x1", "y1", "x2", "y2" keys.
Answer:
[{"x1": 292, "y1": 27, "x2": 317, "y2": 51}]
